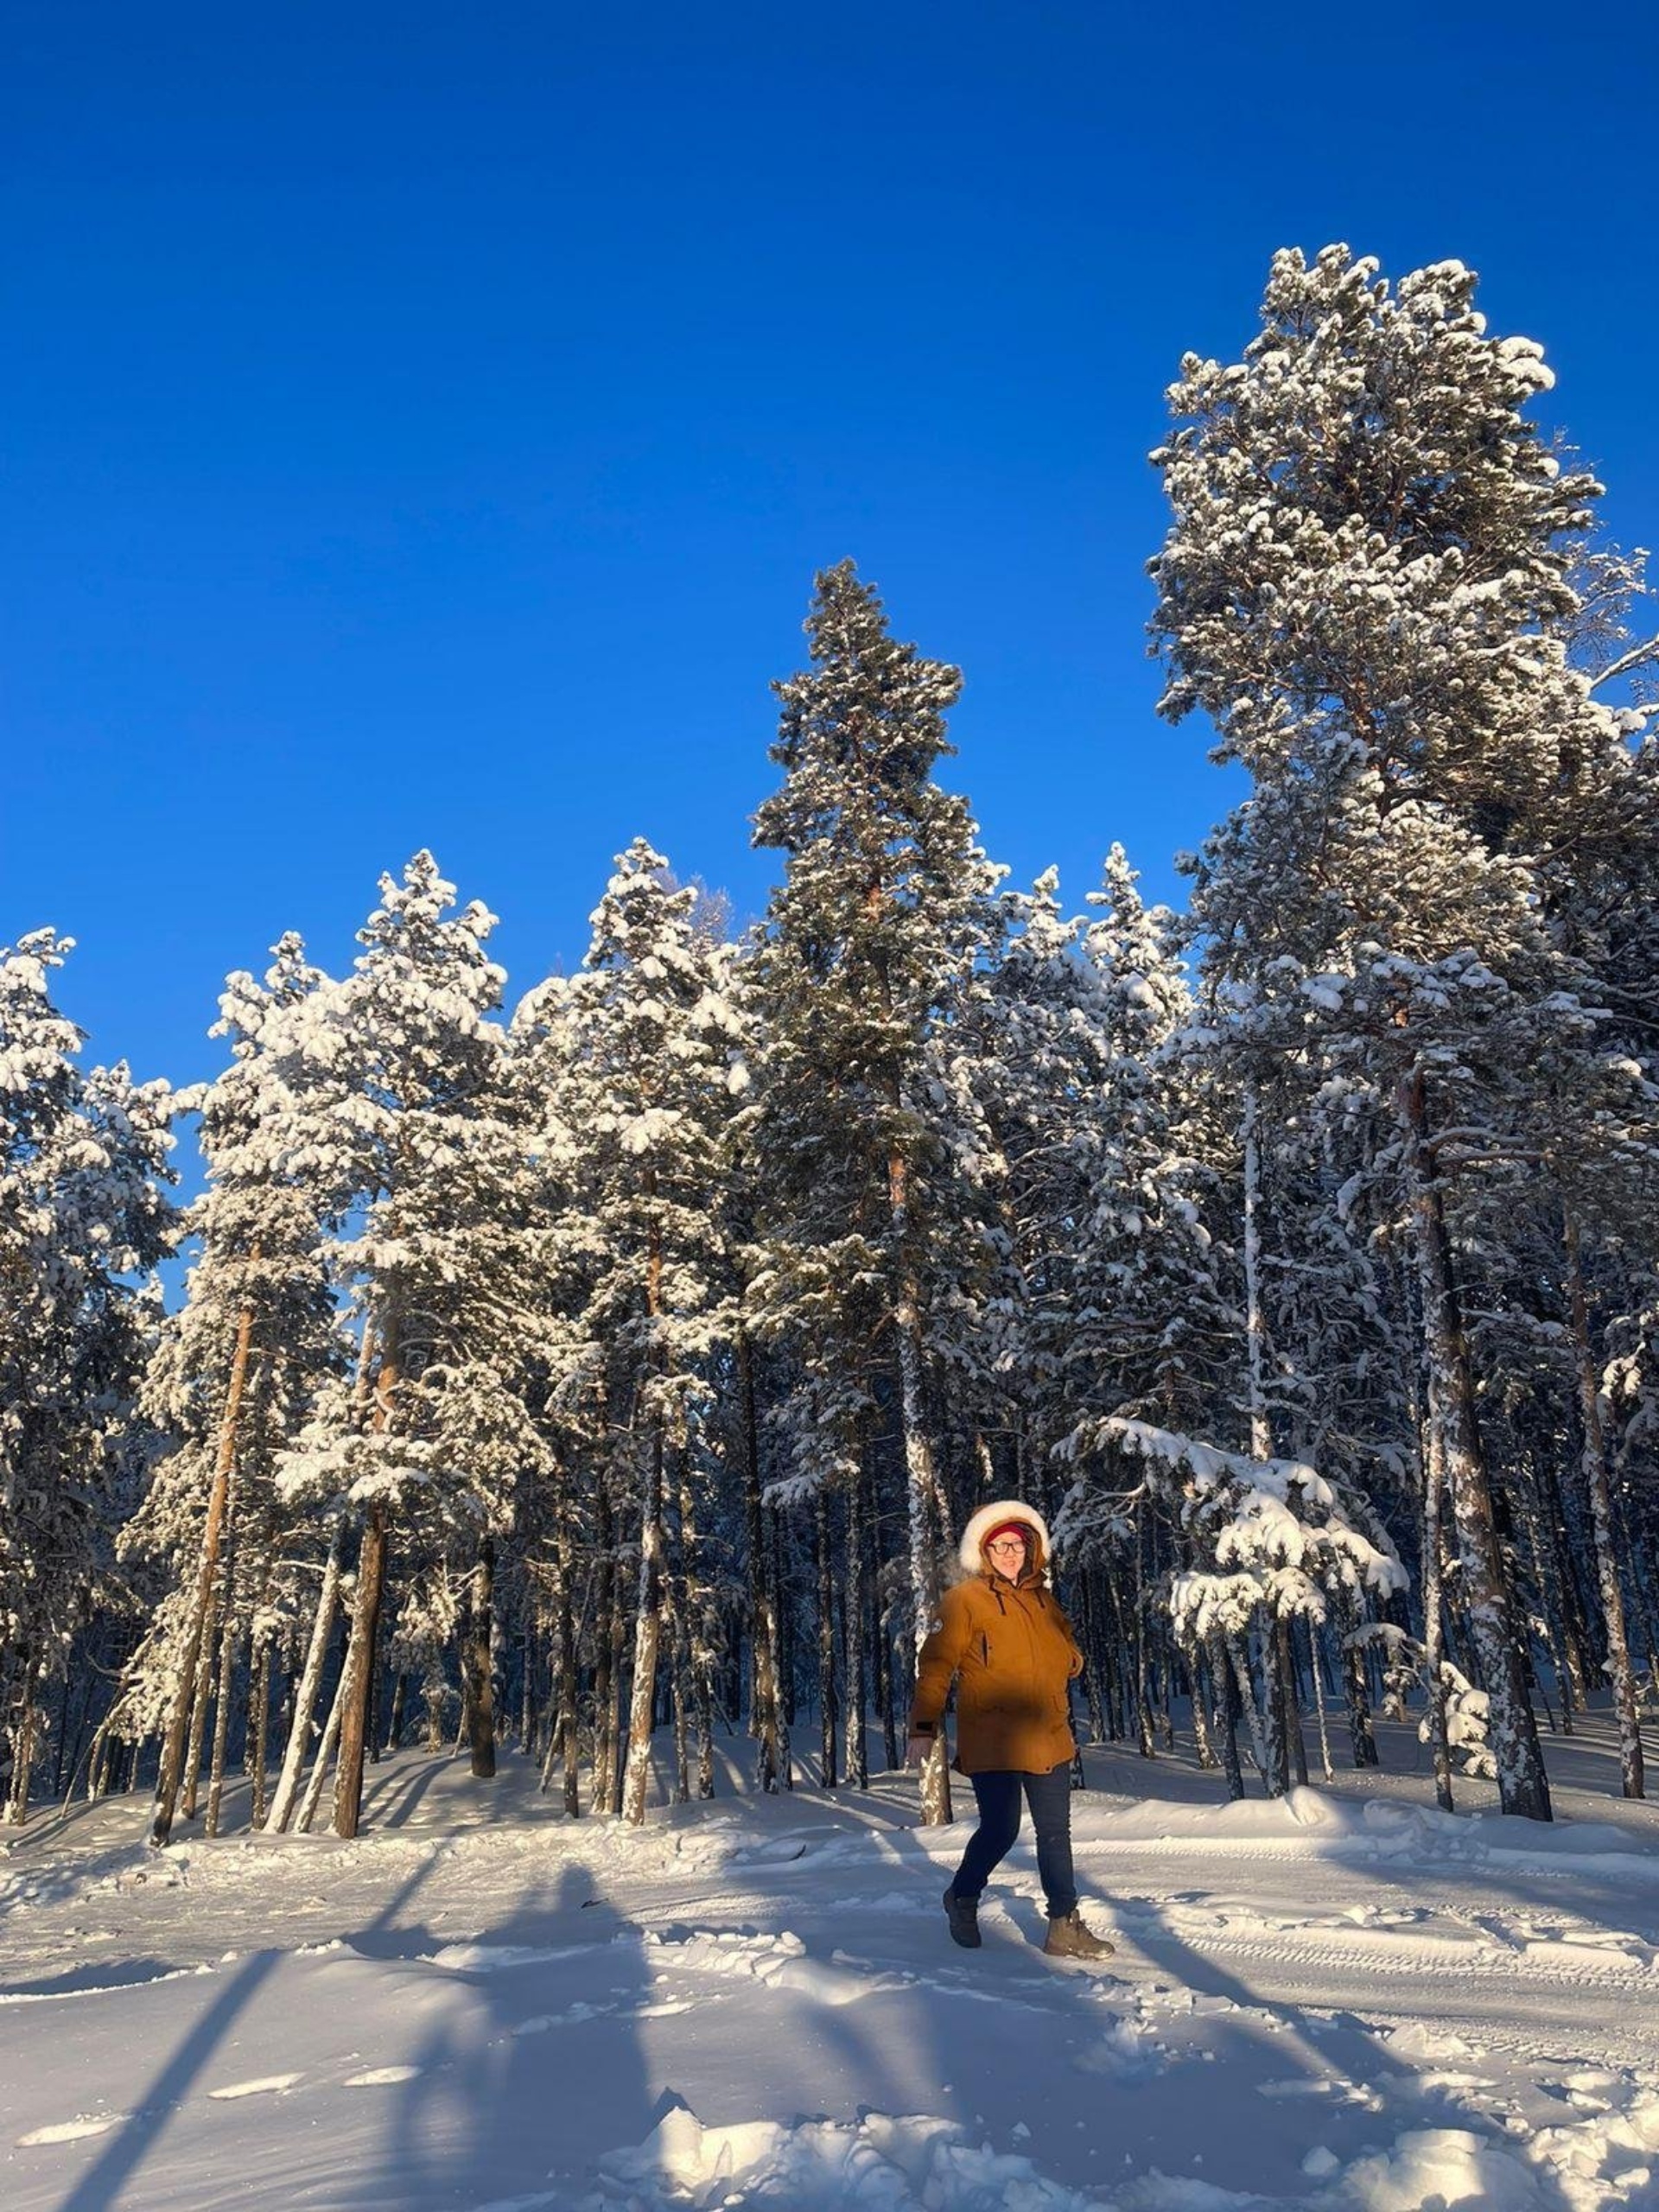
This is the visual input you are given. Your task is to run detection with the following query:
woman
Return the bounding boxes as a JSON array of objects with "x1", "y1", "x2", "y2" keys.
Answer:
[{"x1": 906, "y1": 1499, "x2": 1113, "y2": 1961}]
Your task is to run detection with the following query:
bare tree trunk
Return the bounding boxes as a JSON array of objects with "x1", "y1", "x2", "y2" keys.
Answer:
[
  {"x1": 1242, "y1": 1085, "x2": 1273, "y2": 1463},
  {"x1": 463, "y1": 1536, "x2": 499, "y2": 1780},
  {"x1": 592, "y1": 1489, "x2": 618, "y2": 1814},
  {"x1": 1420, "y1": 1376, "x2": 1456, "y2": 1814},
  {"x1": 1306, "y1": 1618, "x2": 1334, "y2": 1783},
  {"x1": 1277, "y1": 1620, "x2": 1306, "y2": 1788},
  {"x1": 385, "y1": 1671, "x2": 409, "y2": 1756},
  {"x1": 772, "y1": 1509, "x2": 794, "y2": 1733},
  {"x1": 297, "y1": 1661, "x2": 347, "y2": 1833},
  {"x1": 149, "y1": 1274, "x2": 259, "y2": 1847},
  {"x1": 556, "y1": 1535, "x2": 581, "y2": 1815},
  {"x1": 1565, "y1": 1211, "x2": 1644, "y2": 1798},
  {"x1": 180, "y1": 1585, "x2": 219, "y2": 1825},
  {"x1": 887, "y1": 1145, "x2": 952, "y2": 1826},
  {"x1": 248, "y1": 1631, "x2": 273, "y2": 1829},
  {"x1": 1134, "y1": 1517, "x2": 1155, "y2": 1759},
  {"x1": 1338, "y1": 1588, "x2": 1379, "y2": 1770},
  {"x1": 674, "y1": 1462, "x2": 715, "y2": 1801},
  {"x1": 331, "y1": 1503, "x2": 388, "y2": 1839},
  {"x1": 844, "y1": 1453, "x2": 868, "y2": 1789},
  {"x1": 1080, "y1": 1580, "x2": 1107, "y2": 1748},
  {"x1": 1229, "y1": 1633, "x2": 1274, "y2": 1788},
  {"x1": 620, "y1": 1423, "x2": 665, "y2": 1827},
  {"x1": 204, "y1": 1603, "x2": 241, "y2": 1838},
  {"x1": 816, "y1": 1484, "x2": 838, "y2": 1790},
  {"x1": 1207, "y1": 1630, "x2": 1245, "y2": 1800},
  {"x1": 1399, "y1": 1071, "x2": 1550, "y2": 1820},
  {"x1": 3, "y1": 1653, "x2": 39, "y2": 1827},
  {"x1": 738, "y1": 1332, "x2": 784, "y2": 1793}
]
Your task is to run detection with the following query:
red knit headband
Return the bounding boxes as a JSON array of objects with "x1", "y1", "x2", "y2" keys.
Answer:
[{"x1": 983, "y1": 1520, "x2": 1032, "y2": 1550}]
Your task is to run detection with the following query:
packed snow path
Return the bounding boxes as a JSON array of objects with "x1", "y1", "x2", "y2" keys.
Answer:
[{"x1": 3, "y1": 1723, "x2": 1656, "y2": 2210}]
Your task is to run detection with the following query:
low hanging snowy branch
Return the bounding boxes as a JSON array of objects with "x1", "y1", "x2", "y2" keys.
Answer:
[{"x1": 1056, "y1": 1415, "x2": 1407, "y2": 1645}]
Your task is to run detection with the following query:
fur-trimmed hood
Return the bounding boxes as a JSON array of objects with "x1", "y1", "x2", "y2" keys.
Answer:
[{"x1": 957, "y1": 1498, "x2": 1052, "y2": 1582}]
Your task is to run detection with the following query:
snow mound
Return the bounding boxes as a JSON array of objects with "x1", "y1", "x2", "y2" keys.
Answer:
[
  {"x1": 587, "y1": 2101, "x2": 1102, "y2": 2209},
  {"x1": 1532, "y1": 2084, "x2": 1659, "y2": 2208},
  {"x1": 1339, "y1": 2127, "x2": 1543, "y2": 2210}
]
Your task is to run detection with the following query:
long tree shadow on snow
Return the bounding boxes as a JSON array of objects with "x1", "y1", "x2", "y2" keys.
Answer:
[
  {"x1": 48, "y1": 1848, "x2": 447, "y2": 2212},
  {"x1": 1105, "y1": 1897, "x2": 1579, "y2": 2209},
  {"x1": 340, "y1": 1857, "x2": 657, "y2": 2209}
]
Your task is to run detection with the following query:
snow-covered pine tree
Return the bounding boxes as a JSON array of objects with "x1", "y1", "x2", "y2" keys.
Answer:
[
  {"x1": 270, "y1": 854, "x2": 534, "y2": 1838},
  {"x1": 540, "y1": 842, "x2": 746, "y2": 1826},
  {"x1": 748, "y1": 562, "x2": 1004, "y2": 1823},
  {"x1": 126, "y1": 933, "x2": 347, "y2": 1846},
  {"x1": 0, "y1": 933, "x2": 177, "y2": 1823},
  {"x1": 1149, "y1": 245, "x2": 1649, "y2": 1819},
  {"x1": 953, "y1": 849, "x2": 1227, "y2": 1762}
]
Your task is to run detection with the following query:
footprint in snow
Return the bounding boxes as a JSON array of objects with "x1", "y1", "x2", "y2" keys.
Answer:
[{"x1": 344, "y1": 2065, "x2": 422, "y2": 2088}]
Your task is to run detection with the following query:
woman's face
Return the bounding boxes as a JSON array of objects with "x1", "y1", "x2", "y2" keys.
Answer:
[{"x1": 985, "y1": 1531, "x2": 1028, "y2": 1578}]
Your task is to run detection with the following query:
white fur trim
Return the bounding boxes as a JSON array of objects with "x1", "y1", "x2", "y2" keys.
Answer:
[{"x1": 957, "y1": 1499, "x2": 1052, "y2": 1578}]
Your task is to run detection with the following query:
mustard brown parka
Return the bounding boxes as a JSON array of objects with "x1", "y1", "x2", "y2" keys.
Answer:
[{"x1": 909, "y1": 1500, "x2": 1084, "y2": 1776}]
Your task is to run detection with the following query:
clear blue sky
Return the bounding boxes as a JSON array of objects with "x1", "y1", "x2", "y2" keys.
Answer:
[{"x1": 6, "y1": 0, "x2": 1656, "y2": 1097}]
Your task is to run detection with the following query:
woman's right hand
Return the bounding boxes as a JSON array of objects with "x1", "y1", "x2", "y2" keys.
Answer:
[{"x1": 906, "y1": 1733, "x2": 934, "y2": 1769}]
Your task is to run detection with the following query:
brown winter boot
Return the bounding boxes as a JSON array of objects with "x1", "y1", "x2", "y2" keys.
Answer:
[{"x1": 1043, "y1": 1909, "x2": 1115, "y2": 1961}]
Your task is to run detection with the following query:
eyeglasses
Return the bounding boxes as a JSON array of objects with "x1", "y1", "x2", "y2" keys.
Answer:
[{"x1": 986, "y1": 1537, "x2": 1027, "y2": 1554}]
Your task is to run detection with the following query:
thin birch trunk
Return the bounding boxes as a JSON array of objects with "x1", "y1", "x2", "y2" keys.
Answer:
[
  {"x1": 844, "y1": 1453, "x2": 868, "y2": 1789},
  {"x1": 668, "y1": 1589, "x2": 691, "y2": 1807},
  {"x1": 3, "y1": 1654, "x2": 38, "y2": 1826},
  {"x1": 592, "y1": 1489, "x2": 618, "y2": 1814},
  {"x1": 1229, "y1": 1633, "x2": 1274, "y2": 1787},
  {"x1": 333, "y1": 1300, "x2": 399, "y2": 1840},
  {"x1": 463, "y1": 1536, "x2": 498, "y2": 1780},
  {"x1": 737, "y1": 1332, "x2": 784, "y2": 1792},
  {"x1": 245, "y1": 1630, "x2": 273, "y2": 1828},
  {"x1": 1207, "y1": 1630, "x2": 1245, "y2": 1800},
  {"x1": 1277, "y1": 1620, "x2": 1306, "y2": 1788},
  {"x1": 1564, "y1": 1211, "x2": 1644, "y2": 1798},
  {"x1": 887, "y1": 1143, "x2": 952, "y2": 1826},
  {"x1": 675, "y1": 1463, "x2": 715, "y2": 1800},
  {"x1": 817, "y1": 1485, "x2": 838, "y2": 1789},
  {"x1": 180, "y1": 1586, "x2": 219, "y2": 1825},
  {"x1": 620, "y1": 1424, "x2": 665, "y2": 1826},
  {"x1": 1242, "y1": 1085, "x2": 1272, "y2": 1463},
  {"x1": 1521, "y1": 1480, "x2": 1573, "y2": 1733},
  {"x1": 385, "y1": 1670, "x2": 409, "y2": 1755},
  {"x1": 297, "y1": 1661, "x2": 347, "y2": 1833},
  {"x1": 556, "y1": 1535, "x2": 581, "y2": 1815},
  {"x1": 268, "y1": 1523, "x2": 346, "y2": 1833},
  {"x1": 1421, "y1": 1378, "x2": 1455, "y2": 1814},
  {"x1": 204, "y1": 1603, "x2": 240, "y2": 1838},
  {"x1": 149, "y1": 1268, "x2": 259, "y2": 1847},
  {"x1": 1339, "y1": 1587, "x2": 1379, "y2": 1769},
  {"x1": 1134, "y1": 1518, "x2": 1155, "y2": 1758},
  {"x1": 1306, "y1": 1618, "x2": 1334, "y2": 1783}
]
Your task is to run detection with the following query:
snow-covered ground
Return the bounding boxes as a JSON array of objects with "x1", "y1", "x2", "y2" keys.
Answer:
[{"x1": 3, "y1": 1717, "x2": 1656, "y2": 2211}]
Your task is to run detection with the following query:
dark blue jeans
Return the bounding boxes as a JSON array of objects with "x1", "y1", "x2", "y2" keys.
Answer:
[{"x1": 950, "y1": 1762, "x2": 1077, "y2": 1919}]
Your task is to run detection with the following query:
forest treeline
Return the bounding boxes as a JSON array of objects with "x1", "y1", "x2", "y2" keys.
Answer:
[{"x1": 3, "y1": 246, "x2": 1656, "y2": 1841}]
